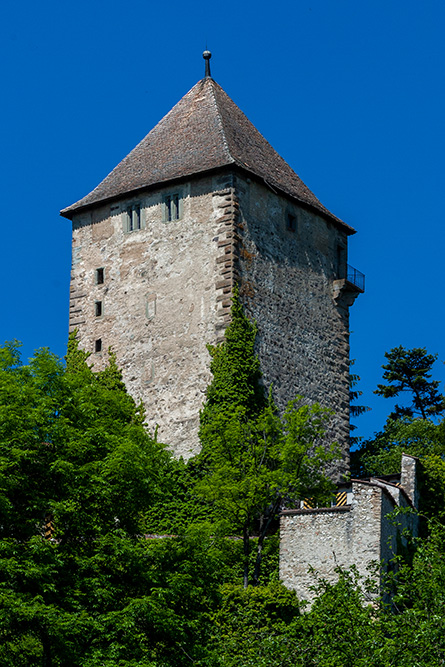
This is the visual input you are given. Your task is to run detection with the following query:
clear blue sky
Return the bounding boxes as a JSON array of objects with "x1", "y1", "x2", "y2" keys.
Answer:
[{"x1": 1, "y1": 0, "x2": 444, "y2": 442}]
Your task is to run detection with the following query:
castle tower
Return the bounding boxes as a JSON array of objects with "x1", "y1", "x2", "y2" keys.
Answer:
[{"x1": 61, "y1": 53, "x2": 363, "y2": 472}]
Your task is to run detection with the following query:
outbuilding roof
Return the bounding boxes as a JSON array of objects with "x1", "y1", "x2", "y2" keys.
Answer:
[{"x1": 61, "y1": 76, "x2": 354, "y2": 232}]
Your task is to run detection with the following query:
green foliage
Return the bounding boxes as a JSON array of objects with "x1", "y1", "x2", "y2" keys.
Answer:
[
  {"x1": 199, "y1": 284, "x2": 266, "y2": 437},
  {"x1": 197, "y1": 290, "x2": 336, "y2": 587},
  {"x1": 143, "y1": 456, "x2": 219, "y2": 535},
  {"x1": 200, "y1": 394, "x2": 336, "y2": 533},
  {"x1": 374, "y1": 345, "x2": 445, "y2": 420},
  {"x1": 352, "y1": 345, "x2": 445, "y2": 526},
  {"x1": 3, "y1": 329, "x2": 445, "y2": 665},
  {"x1": 351, "y1": 417, "x2": 441, "y2": 477},
  {"x1": 302, "y1": 568, "x2": 383, "y2": 667},
  {"x1": 0, "y1": 336, "x2": 224, "y2": 665},
  {"x1": 204, "y1": 547, "x2": 445, "y2": 667},
  {"x1": 420, "y1": 453, "x2": 445, "y2": 522},
  {"x1": 350, "y1": 416, "x2": 445, "y2": 531},
  {"x1": 378, "y1": 522, "x2": 445, "y2": 666},
  {"x1": 349, "y1": 359, "x2": 370, "y2": 445},
  {"x1": 0, "y1": 527, "x2": 227, "y2": 666},
  {"x1": 205, "y1": 546, "x2": 445, "y2": 666},
  {"x1": 206, "y1": 582, "x2": 302, "y2": 667}
]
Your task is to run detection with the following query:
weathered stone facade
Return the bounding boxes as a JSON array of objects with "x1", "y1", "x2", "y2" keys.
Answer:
[
  {"x1": 68, "y1": 168, "x2": 357, "y2": 466},
  {"x1": 279, "y1": 454, "x2": 419, "y2": 603},
  {"x1": 235, "y1": 175, "x2": 353, "y2": 475},
  {"x1": 69, "y1": 173, "x2": 239, "y2": 458},
  {"x1": 63, "y1": 68, "x2": 362, "y2": 470}
]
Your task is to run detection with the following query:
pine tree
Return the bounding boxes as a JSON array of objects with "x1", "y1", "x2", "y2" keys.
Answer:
[
  {"x1": 349, "y1": 359, "x2": 370, "y2": 445},
  {"x1": 375, "y1": 346, "x2": 445, "y2": 420}
]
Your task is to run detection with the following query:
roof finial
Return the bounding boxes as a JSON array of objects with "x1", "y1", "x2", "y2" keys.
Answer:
[{"x1": 203, "y1": 49, "x2": 212, "y2": 78}]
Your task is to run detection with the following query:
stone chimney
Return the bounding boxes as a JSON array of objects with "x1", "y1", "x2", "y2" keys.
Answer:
[{"x1": 400, "y1": 453, "x2": 419, "y2": 508}]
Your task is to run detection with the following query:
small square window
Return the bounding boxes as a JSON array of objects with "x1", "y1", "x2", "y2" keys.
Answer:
[
  {"x1": 163, "y1": 194, "x2": 181, "y2": 222},
  {"x1": 286, "y1": 213, "x2": 297, "y2": 232},
  {"x1": 95, "y1": 301, "x2": 103, "y2": 317},
  {"x1": 95, "y1": 268, "x2": 104, "y2": 284},
  {"x1": 95, "y1": 339, "x2": 102, "y2": 353}
]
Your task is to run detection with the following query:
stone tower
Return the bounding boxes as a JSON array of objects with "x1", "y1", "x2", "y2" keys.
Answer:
[{"x1": 61, "y1": 53, "x2": 363, "y2": 472}]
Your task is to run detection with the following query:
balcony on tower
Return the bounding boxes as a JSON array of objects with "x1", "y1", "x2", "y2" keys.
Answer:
[
  {"x1": 346, "y1": 264, "x2": 365, "y2": 293},
  {"x1": 333, "y1": 263, "x2": 365, "y2": 305}
]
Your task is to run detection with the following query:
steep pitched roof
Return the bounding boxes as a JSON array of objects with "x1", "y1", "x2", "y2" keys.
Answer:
[{"x1": 61, "y1": 77, "x2": 353, "y2": 232}]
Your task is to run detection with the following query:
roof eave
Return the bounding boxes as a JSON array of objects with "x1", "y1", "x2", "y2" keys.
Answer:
[
  {"x1": 59, "y1": 164, "x2": 237, "y2": 221},
  {"x1": 61, "y1": 162, "x2": 356, "y2": 236}
]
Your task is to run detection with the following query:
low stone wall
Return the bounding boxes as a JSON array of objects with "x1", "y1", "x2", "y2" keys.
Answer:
[
  {"x1": 280, "y1": 460, "x2": 419, "y2": 603},
  {"x1": 280, "y1": 483, "x2": 383, "y2": 602}
]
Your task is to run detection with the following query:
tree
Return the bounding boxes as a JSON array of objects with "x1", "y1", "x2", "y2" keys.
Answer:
[
  {"x1": 0, "y1": 337, "x2": 222, "y2": 666},
  {"x1": 206, "y1": 582, "x2": 302, "y2": 667},
  {"x1": 350, "y1": 417, "x2": 442, "y2": 478},
  {"x1": 378, "y1": 522, "x2": 445, "y2": 666},
  {"x1": 301, "y1": 568, "x2": 383, "y2": 667},
  {"x1": 374, "y1": 346, "x2": 445, "y2": 420},
  {"x1": 352, "y1": 346, "x2": 445, "y2": 525},
  {"x1": 349, "y1": 359, "x2": 370, "y2": 446},
  {"x1": 197, "y1": 289, "x2": 337, "y2": 588},
  {"x1": 199, "y1": 284, "x2": 267, "y2": 429}
]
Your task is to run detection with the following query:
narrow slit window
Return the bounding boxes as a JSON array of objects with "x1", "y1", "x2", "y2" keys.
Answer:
[
  {"x1": 95, "y1": 339, "x2": 102, "y2": 353},
  {"x1": 95, "y1": 268, "x2": 104, "y2": 284},
  {"x1": 125, "y1": 204, "x2": 142, "y2": 232},
  {"x1": 286, "y1": 213, "x2": 297, "y2": 232},
  {"x1": 95, "y1": 301, "x2": 103, "y2": 317},
  {"x1": 336, "y1": 244, "x2": 346, "y2": 279},
  {"x1": 132, "y1": 205, "x2": 141, "y2": 231},
  {"x1": 164, "y1": 194, "x2": 181, "y2": 221}
]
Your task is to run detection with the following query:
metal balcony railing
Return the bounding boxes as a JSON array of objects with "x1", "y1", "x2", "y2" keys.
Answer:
[{"x1": 346, "y1": 264, "x2": 365, "y2": 292}]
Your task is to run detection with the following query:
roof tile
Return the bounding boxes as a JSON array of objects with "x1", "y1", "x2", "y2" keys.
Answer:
[{"x1": 61, "y1": 77, "x2": 353, "y2": 232}]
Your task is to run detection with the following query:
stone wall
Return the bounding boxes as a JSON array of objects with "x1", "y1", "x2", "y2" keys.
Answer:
[
  {"x1": 69, "y1": 172, "x2": 237, "y2": 458},
  {"x1": 234, "y1": 174, "x2": 352, "y2": 475},
  {"x1": 280, "y1": 482, "x2": 383, "y2": 602},
  {"x1": 379, "y1": 480, "x2": 419, "y2": 564},
  {"x1": 280, "y1": 456, "x2": 419, "y2": 602},
  {"x1": 400, "y1": 454, "x2": 419, "y2": 507},
  {"x1": 69, "y1": 169, "x2": 356, "y2": 468}
]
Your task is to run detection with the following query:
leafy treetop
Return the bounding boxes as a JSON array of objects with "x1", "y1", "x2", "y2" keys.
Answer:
[
  {"x1": 0, "y1": 335, "x2": 226, "y2": 666},
  {"x1": 353, "y1": 345, "x2": 445, "y2": 529}
]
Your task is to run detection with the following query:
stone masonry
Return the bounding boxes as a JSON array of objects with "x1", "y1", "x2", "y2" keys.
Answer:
[
  {"x1": 279, "y1": 454, "x2": 419, "y2": 603},
  {"x1": 68, "y1": 173, "x2": 238, "y2": 459},
  {"x1": 62, "y1": 66, "x2": 362, "y2": 470},
  {"x1": 234, "y1": 175, "x2": 355, "y2": 476}
]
